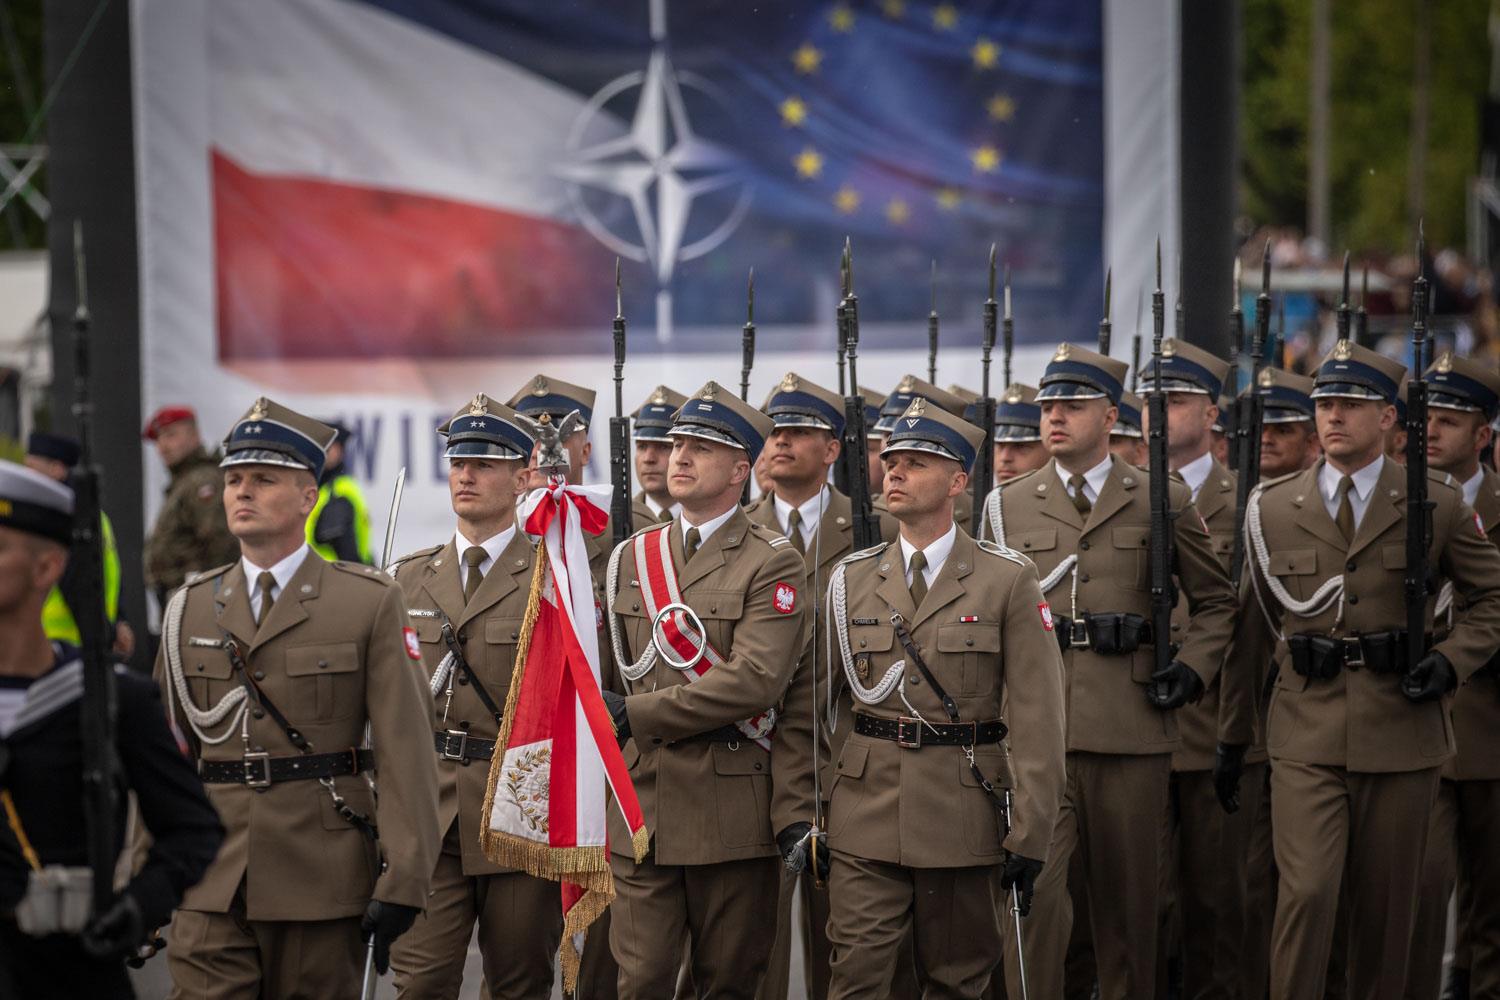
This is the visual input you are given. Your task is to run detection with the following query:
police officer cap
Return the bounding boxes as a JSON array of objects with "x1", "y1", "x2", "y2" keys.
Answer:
[
  {"x1": 995, "y1": 384, "x2": 1043, "y2": 443},
  {"x1": 1036, "y1": 343, "x2": 1130, "y2": 405},
  {"x1": 632, "y1": 386, "x2": 688, "y2": 443},
  {"x1": 1111, "y1": 391, "x2": 1145, "y2": 439},
  {"x1": 763, "y1": 373, "x2": 845, "y2": 437},
  {"x1": 1311, "y1": 340, "x2": 1405, "y2": 404},
  {"x1": 881, "y1": 397, "x2": 986, "y2": 471},
  {"x1": 1424, "y1": 351, "x2": 1500, "y2": 421},
  {"x1": 1254, "y1": 368, "x2": 1316, "y2": 424},
  {"x1": 670, "y1": 381, "x2": 775, "y2": 463},
  {"x1": 438, "y1": 394, "x2": 535, "y2": 461},
  {"x1": 860, "y1": 387, "x2": 885, "y2": 440},
  {"x1": 1136, "y1": 339, "x2": 1231, "y2": 399},
  {"x1": 876, "y1": 376, "x2": 968, "y2": 433},
  {"x1": 221, "y1": 397, "x2": 336, "y2": 480},
  {"x1": 507, "y1": 374, "x2": 596, "y2": 429},
  {"x1": 0, "y1": 459, "x2": 75, "y2": 546}
]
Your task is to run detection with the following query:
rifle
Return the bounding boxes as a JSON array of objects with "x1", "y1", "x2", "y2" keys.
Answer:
[
  {"x1": 1405, "y1": 224, "x2": 1433, "y2": 676},
  {"x1": 1002, "y1": 266, "x2": 1014, "y2": 390},
  {"x1": 66, "y1": 221, "x2": 119, "y2": 918},
  {"x1": 836, "y1": 258, "x2": 849, "y2": 396},
  {"x1": 1097, "y1": 268, "x2": 1113, "y2": 355},
  {"x1": 1230, "y1": 243, "x2": 1271, "y2": 587},
  {"x1": 1147, "y1": 240, "x2": 1177, "y2": 699},
  {"x1": 1336, "y1": 251, "x2": 1352, "y2": 343},
  {"x1": 1227, "y1": 259, "x2": 1244, "y2": 472},
  {"x1": 610, "y1": 260, "x2": 632, "y2": 547},
  {"x1": 1355, "y1": 265, "x2": 1369, "y2": 346},
  {"x1": 740, "y1": 269, "x2": 756, "y2": 504},
  {"x1": 927, "y1": 261, "x2": 939, "y2": 384},
  {"x1": 840, "y1": 240, "x2": 878, "y2": 550},
  {"x1": 832, "y1": 255, "x2": 852, "y2": 494},
  {"x1": 969, "y1": 246, "x2": 999, "y2": 537},
  {"x1": 1131, "y1": 287, "x2": 1143, "y2": 393}
]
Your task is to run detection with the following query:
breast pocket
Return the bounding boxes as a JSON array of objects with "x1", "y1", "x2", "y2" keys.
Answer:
[
  {"x1": 284, "y1": 642, "x2": 361, "y2": 721},
  {"x1": 411, "y1": 616, "x2": 444, "y2": 646},
  {"x1": 711, "y1": 743, "x2": 771, "y2": 848},
  {"x1": 482, "y1": 617, "x2": 524, "y2": 689},
  {"x1": 937, "y1": 621, "x2": 1002, "y2": 696},
  {"x1": 694, "y1": 590, "x2": 744, "y2": 655},
  {"x1": 1269, "y1": 549, "x2": 1319, "y2": 603},
  {"x1": 1112, "y1": 526, "x2": 1151, "y2": 590},
  {"x1": 187, "y1": 645, "x2": 235, "y2": 708},
  {"x1": 1211, "y1": 532, "x2": 1235, "y2": 564},
  {"x1": 611, "y1": 580, "x2": 651, "y2": 667},
  {"x1": 846, "y1": 626, "x2": 896, "y2": 699}
]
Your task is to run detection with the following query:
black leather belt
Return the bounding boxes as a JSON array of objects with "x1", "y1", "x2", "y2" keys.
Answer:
[
  {"x1": 1053, "y1": 612, "x2": 1155, "y2": 654},
  {"x1": 1288, "y1": 630, "x2": 1426, "y2": 679},
  {"x1": 433, "y1": 729, "x2": 496, "y2": 762},
  {"x1": 199, "y1": 748, "x2": 374, "y2": 788},
  {"x1": 854, "y1": 713, "x2": 1007, "y2": 749}
]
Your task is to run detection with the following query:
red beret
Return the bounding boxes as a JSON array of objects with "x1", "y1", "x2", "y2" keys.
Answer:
[{"x1": 143, "y1": 406, "x2": 196, "y2": 441}]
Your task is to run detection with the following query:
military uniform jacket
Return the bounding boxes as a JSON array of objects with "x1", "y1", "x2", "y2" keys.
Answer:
[
  {"x1": 605, "y1": 508, "x2": 809, "y2": 866},
  {"x1": 155, "y1": 554, "x2": 441, "y2": 920},
  {"x1": 1172, "y1": 458, "x2": 1240, "y2": 772},
  {"x1": 983, "y1": 457, "x2": 1237, "y2": 755},
  {"x1": 144, "y1": 447, "x2": 239, "y2": 595},
  {"x1": 632, "y1": 490, "x2": 673, "y2": 531},
  {"x1": 1444, "y1": 468, "x2": 1500, "y2": 781},
  {"x1": 1219, "y1": 459, "x2": 1500, "y2": 773},
  {"x1": 392, "y1": 532, "x2": 537, "y2": 876},
  {"x1": 827, "y1": 531, "x2": 1066, "y2": 866}
]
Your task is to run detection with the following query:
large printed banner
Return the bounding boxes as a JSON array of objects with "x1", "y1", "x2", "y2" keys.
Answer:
[{"x1": 134, "y1": 0, "x2": 1173, "y2": 553}]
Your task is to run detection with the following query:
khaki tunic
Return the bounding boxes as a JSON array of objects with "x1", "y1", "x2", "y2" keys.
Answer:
[
  {"x1": 156, "y1": 554, "x2": 441, "y2": 920},
  {"x1": 1171, "y1": 459, "x2": 1237, "y2": 771},
  {"x1": 1447, "y1": 469, "x2": 1500, "y2": 781},
  {"x1": 144, "y1": 447, "x2": 239, "y2": 596}
]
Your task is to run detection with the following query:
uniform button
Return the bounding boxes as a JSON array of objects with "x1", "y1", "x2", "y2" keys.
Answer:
[
  {"x1": 1080, "y1": 573, "x2": 1090, "y2": 583},
  {"x1": 909, "y1": 675, "x2": 922, "y2": 686},
  {"x1": 195, "y1": 664, "x2": 205, "y2": 672},
  {"x1": 458, "y1": 632, "x2": 468, "y2": 644},
  {"x1": 252, "y1": 709, "x2": 265, "y2": 719},
  {"x1": 711, "y1": 605, "x2": 718, "y2": 614},
  {"x1": 511, "y1": 632, "x2": 519, "y2": 640},
  {"x1": 1347, "y1": 595, "x2": 1358, "y2": 605},
  {"x1": 652, "y1": 737, "x2": 664, "y2": 745},
  {"x1": 253, "y1": 670, "x2": 266, "y2": 680},
  {"x1": 1080, "y1": 540, "x2": 1090, "y2": 551},
  {"x1": 317, "y1": 660, "x2": 328, "y2": 669},
  {"x1": 460, "y1": 721, "x2": 471, "y2": 730},
  {"x1": 1171, "y1": 623, "x2": 1182, "y2": 632},
  {"x1": 754, "y1": 762, "x2": 763, "y2": 771},
  {"x1": 858, "y1": 639, "x2": 867, "y2": 648},
  {"x1": 632, "y1": 603, "x2": 640, "y2": 612},
  {"x1": 458, "y1": 676, "x2": 469, "y2": 685},
  {"x1": 1346, "y1": 561, "x2": 1356, "y2": 572},
  {"x1": 965, "y1": 638, "x2": 974, "y2": 647}
]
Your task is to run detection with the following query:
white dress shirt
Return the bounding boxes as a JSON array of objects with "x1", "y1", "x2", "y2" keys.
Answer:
[
  {"x1": 1055, "y1": 455, "x2": 1114, "y2": 506},
  {"x1": 1461, "y1": 467, "x2": 1483, "y2": 510},
  {"x1": 773, "y1": 486, "x2": 829, "y2": 548},
  {"x1": 1176, "y1": 451, "x2": 1215, "y2": 502},
  {"x1": 899, "y1": 522, "x2": 958, "y2": 589},
  {"x1": 1318, "y1": 456, "x2": 1384, "y2": 530},
  {"x1": 682, "y1": 504, "x2": 739, "y2": 549},
  {"x1": 643, "y1": 494, "x2": 681, "y2": 521},
  {"x1": 242, "y1": 544, "x2": 312, "y2": 621},
  {"x1": 454, "y1": 526, "x2": 516, "y2": 593}
]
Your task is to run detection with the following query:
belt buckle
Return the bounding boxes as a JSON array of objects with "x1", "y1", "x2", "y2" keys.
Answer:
[
  {"x1": 1069, "y1": 618, "x2": 1091, "y2": 650},
  {"x1": 895, "y1": 717, "x2": 922, "y2": 749},
  {"x1": 440, "y1": 729, "x2": 469, "y2": 762},
  {"x1": 242, "y1": 751, "x2": 272, "y2": 789},
  {"x1": 1341, "y1": 636, "x2": 1365, "y2": 669}
]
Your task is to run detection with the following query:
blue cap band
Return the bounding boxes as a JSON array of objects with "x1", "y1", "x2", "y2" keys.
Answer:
[
  {"x1": 883, "y1": 416, "x2": 978, "y2": 471},
  {"x1": 515, "y1": 393, "x2": 594, "y2": 426},
  {"x1": 1136, "y1": 354, "x2": 1224, "y2": 399},
  {"x1": 1315, "y1": 358, "x2": 1399, "y2": 403},
  {"x1": 1428, "y1": 370, "x2": 1500, "y2": 417},
  {"x1": 1038, "y1": 359, "x2": 1124, "y2": 404},
  {"x1": 672, "y1": 398, "x2": 767, "y2": 463},
  {"x1": 443, "y1": 413, "x2": 534, "y2": 460},
  {"x1": 226, "y1": 418, "x2": 326, "y2": 478},
  {"x1": 766, "y1": 390, "x2": 845, "y2": 437}
]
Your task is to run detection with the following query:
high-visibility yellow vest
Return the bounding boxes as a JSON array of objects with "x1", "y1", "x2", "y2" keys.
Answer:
[
  {"x1": 42, "y1": 512, "x2": 120, "y2": 645},
  {"x1": 306, "y1": 473, "x2": 373, "y2": 564}
]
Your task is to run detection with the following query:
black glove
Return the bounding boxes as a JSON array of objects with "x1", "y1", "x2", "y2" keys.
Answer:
[
  {"x1": 776, "y1": 822, "x2": 831, "y2": 883},
  {"x1": 1213, "y1": 742, "x2": 1248, "y2": 815},
  {"x1": 361, "y1": 900, "x2": 420, "y2": 975},
  {"x1": 602, "y1": 689, "x2": 631, "y2": 746},
  {"x1": 1145, "y1": 661, "x2": 1204, "y2": 709},
  {"x1": 80, "y1": 893, "x2": 144, "y2": 960},
  {"x1": 999, "y1": 853, "x2": 1044, "y2": 917},
  {"x1": 1402, "y1": 650, "x2": 1457, "y2": 703}
]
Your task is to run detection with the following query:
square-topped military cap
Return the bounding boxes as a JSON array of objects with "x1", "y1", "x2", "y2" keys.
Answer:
[
  {"x1": 670, "y1": 381, "x2": 775, "y2": 463},
  {"x1": 995, "y1": 383, "x2": 1043, "y2": 442},
  {"x1": 1312, "y1": 340, "x2": 1405, "y2": 404},
  {"x1": 438, "y1": 394, "x2": 535, "y2": 460},
  {"x1": 1036, "y1": 343, "x2": 1130, "y2": 404},
  {"x1": 1136, "y1": 338, "x2": 1232, "y2": 399},
  {"x1": 881, "y1": 397, "x2": 986, "y2": 471},
  {"x1": 221, "y1": 397, "x2": 337, "y2": 479},
  {"x1": 633, "y1": 386, "x2": 689, "y2": 442},
  {"x1": 1424, "y1": 351, "x2": 1500, "y2": 420},
  {"x1": 507, "y1": 374, "x2": 596, "y2": 428},
  {"x1": 0, "y1": 459, "x2": 75, "y2": 545},
  {"x1": 1254, "y1": 368, "x2": 1316, "y2": 424},
  {"x1": 763, "y1": 372, "x2": 845, "y2": 437},
  {"x1": 1111, "y1": 391, "x2": 1145, "y2": 439},
  {"x1": 860, "y1": 387, "x2": 885, "y2": 439},
  {"x1": 876, "y1": 375, "x2": 969, "y2": 433}
]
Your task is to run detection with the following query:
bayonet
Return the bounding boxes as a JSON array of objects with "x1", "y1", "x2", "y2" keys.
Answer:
[
  {"x1": 1131, "y1": 286, "x2": 1144, "y2": 393},
  {"x1": 1336, "y1": 250, "x2": 1351, "y2": 343},
  {"x1": 1403, "y1": 222, "x2": 1433, "y2": 689},
  {"x1": 1002, "y1": 265, "x2": 1014, "y2": 390},
  {"x1": 928, "y1": 260, "x2": 939, "y2": 383},
  {"x1": 970, "y1": 245, "x2": 999, "y2": 537},
  {"x1": 1356, "y1": 264, "x2": 1369, "y2": 345},
  {"x1": 840, "y1": 239, "x2": 877, "y2": 549},
  {"x1": 740, "y1": 268, "x2": 756, "y2": 403},
  {"x1": 610, "y1": 259, "x2": 632, "y2": 545},
  {"x1": 1097, "y1": 267, "x2": 1113, "y2": 355}
]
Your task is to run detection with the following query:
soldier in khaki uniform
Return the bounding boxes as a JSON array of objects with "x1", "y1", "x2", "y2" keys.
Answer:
[
  {"x1": 1107, "y1": 391, "x2": 1147, "y2": 467},
  {"x1": 1406, "y1": 353, "x2": 1500, "y2": 1000},
  {"x1": 822, "y1": 398, "x2": 1066, "y2": 999},
  {"x1": 873, "y1": 376, "x2": 973, "y2": 534},
  {"x1": 980, "y1": 344, "x2": 1237, "y2": 1000},
  {"x1": 993, "y1": 383, "x2": 1047, "y2": 482},
  {"x1": 600, "y1": 382, "x2": 810, "y2": 1000},
  {"x1": 384, "y1": 395, "x2": 562, "y2": 999},
  {"x1": 632, "y1": 385, "x2": 687, "y2": 530},
  {"x1": 1218, "y1": 341, "x2": 1500, "y2": 1000},
  {"x1": 142, "y1": 405, "x2": 240, "y2": 606},
  {"x1": 861, "y1": 388, "x2": 887, "y2": 499},
  {"x1": 155, "y1": 398, "x2": 440, "y2": 997}
]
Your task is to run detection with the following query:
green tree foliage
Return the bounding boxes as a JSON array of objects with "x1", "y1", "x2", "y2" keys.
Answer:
[{"x1": 0, "y1": 0, "x2": 46, "y2": 251}]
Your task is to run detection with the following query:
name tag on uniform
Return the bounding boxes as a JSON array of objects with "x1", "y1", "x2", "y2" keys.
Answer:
[
  {"x1": 187, "y1": 636, "x2": 222, "y2": 648},
  {"x1": 851, "y1": 617, "x2": 879, "y2": 626},
  {"x1": 408, "y1": 608, "x2": 441, "y2": 619}
]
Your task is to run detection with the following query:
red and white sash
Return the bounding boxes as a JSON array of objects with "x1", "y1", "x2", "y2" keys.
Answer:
[{"x1": 633, "y1": 525, "x2": 775, "y2": 751}]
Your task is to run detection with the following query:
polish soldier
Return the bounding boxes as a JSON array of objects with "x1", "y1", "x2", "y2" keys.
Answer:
[
  {"x1": 873, "y1": 376, "x2": 973, "y2": 533},
  {"x1": 1107, "y1": 391, "x2": 1147, "y2": 467},
  {"x1": 155, "y1": 397, "x2": 441, "y2": 996},
  {"x1": 823, "y1": 397, "x2": 1066, "y2": 999},
  {"x1": 1253, "y1": 369, "x2": 1320, "y2": 479},
  {"x1": 1218, "y1": 341, "x2": 1500, "y2": 999},
  {"x1": 632, "y1": 385, "x2": 687, "y2": 529},
  {"x1": 980, "y1": 343, "x2": 1237, "y2": 1000},
  {"x1": 1406, "y1": 352, "x2": 1500, "y2": 1000},
  {"x1": 993, "y1": 383, "x2": 1047, "y2": 482},
  {"x1": 600, "y1": 381, "x2": 810, "y2": 1000},
  {"x1": 861, "y1": 388, "x2": 887, "y2": 499},
  {"x1": 1210, "y1": 393, "x2": 1235, "y2": 468},
  {"x1": 1136, "y1": 339, "x2": 1243, "y2": 1000},
  {"x1": 384, "y1": 395, "x2": 563, "y2": 999},
  {"x1": 141, "y1": 406, "x2": 240, "y2": 607}
]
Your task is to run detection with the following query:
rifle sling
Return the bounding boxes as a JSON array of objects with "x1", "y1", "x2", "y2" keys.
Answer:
[{"x1": 221, "y1": 635, "x2": 312, "y2": 754}]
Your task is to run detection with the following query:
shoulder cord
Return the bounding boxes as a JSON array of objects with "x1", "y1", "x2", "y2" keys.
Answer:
[
  {"x1": 162, "y1": 585, "x2": 248, "y2": 745},
  {"x1": 984, "y1": 485, "x2": 1075, "y2": 593},
  {"x1": 1245, "y1": 484, "x2": 1345, "y2": 627},
  {"x1": 606, "y1": 534, "x2": 656, "y2": 684},
  {"x1": 827, "y1": 561, "x2": 906, "y2": 705}
]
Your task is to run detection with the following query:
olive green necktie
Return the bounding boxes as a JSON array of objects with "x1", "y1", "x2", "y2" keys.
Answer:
[
  {"x1": 785, "y1": 508, "x2": 806, "y2": 555},
  {"x1": 463, "y1": 545, "x2": 486, "y2": 603},
  {"x1": 908, "y1": 550, "x2": 929, "y2": 609},
  {"x1": 1068, "y1": 473, "x2": 1092, "y2": 518},
  {"x1": 1335, "y1": 475, "x2": 1356, "y2": 543},
  {"x1": 684, "y1": 527, "x2": 701, "y2": 564},
  {"x1": 254, "y1": 571, "x2": 276, "y2": 628}
]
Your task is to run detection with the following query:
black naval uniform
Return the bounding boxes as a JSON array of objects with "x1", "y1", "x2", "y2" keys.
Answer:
[{"x1": 0, "y1": 644, "x2": 224, "y2": 999}]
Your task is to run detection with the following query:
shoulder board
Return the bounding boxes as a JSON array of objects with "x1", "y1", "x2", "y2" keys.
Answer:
[
  {"x1": 389, "y1": 544, "x2": 443, "y2": 569},
  {"x1": 331, "y1": 561, "x2": 396, "y2": 584},
  {"x1": 1001, "y1": 467, "x2": 1043, "y2": 488},
  {"x1": 836, "y1": 542, "x2": 888, "y2": 568},
  {"x1": 183, "y1": 562, "x2": 233, "y2": 587},
  {"x1": 975, "y1": 538, "x2": 1028, "y2": 567},
  {"x1": 742, "y1": 495, "x2": 770, "y2": 515},
  {"x1": 1426, "y1": 468, "x2": 1458, "y2": 489},
  {"x1": 745, "y1": 521, "x2": 792, "y2": 548},
  {"x1": 1257, "y1": 469, "x2": 1302, "y2": 492}
]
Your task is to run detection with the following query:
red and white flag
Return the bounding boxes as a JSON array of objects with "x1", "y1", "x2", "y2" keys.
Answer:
[{"x1": 481, "y1": 479, "x2": 647, "y2": 990}]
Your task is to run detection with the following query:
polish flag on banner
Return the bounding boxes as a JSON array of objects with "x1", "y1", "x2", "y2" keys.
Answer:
[{"x1": 480, "y1": 479, "x2": 647, "y2": 991}]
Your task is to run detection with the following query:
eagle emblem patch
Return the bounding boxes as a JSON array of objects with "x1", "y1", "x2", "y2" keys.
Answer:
[
  {"x1": 402, "y1": 627, "x2": 423, "y2": 662},
  {"x1": 1038, "y1": 602, "x2": 1054, "y2": 631},
  {"x1": 773, "y1": 582, "x2": 797, "y2": 614}
]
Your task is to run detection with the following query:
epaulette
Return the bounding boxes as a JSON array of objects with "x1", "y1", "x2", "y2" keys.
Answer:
[
  {"x1": 1256, "y1": 469, "x2": 1302, "y2": 493},
  {"x1": 746, "y1": 521, "x2": 793, "y2": 549},
  {"x1": 1426, "y1": 468, "x2": 1459, "y2": 490},
  {"x1": 389, "y1": 544, "x2": 442, "y2": 568},
  {"x1": 975, "y1": 538, "x2": 1027, "y2": 567},
  {"x1": 1001, "y1": 466, "x2": 1045, "y2": 488},
  {"x1": 331, "y1": 561, "x2": 397, "y2": 585},
  {"x1": 742, "y1": 495, "x2": 770, "y2": 516},
  {"x1": 183, "y1": 562, "x2": 233, "y2": 587},
  {"x1": 836, "y1": 543, "x2": 888, "y2": 568}
]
